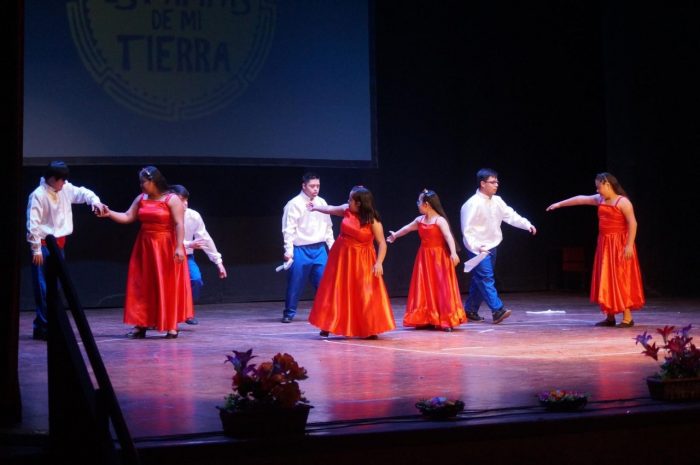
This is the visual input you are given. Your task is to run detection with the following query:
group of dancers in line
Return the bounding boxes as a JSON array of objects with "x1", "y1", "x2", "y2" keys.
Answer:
[{"x1": 27, "y1": 162, "x2": 645, "y2": 341}]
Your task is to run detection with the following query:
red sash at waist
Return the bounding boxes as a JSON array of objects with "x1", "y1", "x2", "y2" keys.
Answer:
[{"x1": 41, "y1": 237, "x2": 66, "y2": 248}]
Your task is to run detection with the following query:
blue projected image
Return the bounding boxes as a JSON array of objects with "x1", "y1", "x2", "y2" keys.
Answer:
[{"x1": 23, "y1": 0, "x2": 374, "y2": 165}]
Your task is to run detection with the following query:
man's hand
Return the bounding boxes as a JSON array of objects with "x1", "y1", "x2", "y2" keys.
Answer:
[{"x1": 217, "y1": 263, "x2": 228, "y2": 278}]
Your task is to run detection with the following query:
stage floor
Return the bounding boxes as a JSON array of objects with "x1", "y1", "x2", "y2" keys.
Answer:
[{"x1": 14, "y1": 292, "x2": 700, "y2": 440}]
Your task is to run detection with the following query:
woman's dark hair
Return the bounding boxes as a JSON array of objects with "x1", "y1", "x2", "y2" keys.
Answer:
[
  {"x1": 350, "y1": 186, "x2": 381, "y2": 226},
  {"x1": 420, "y1": 189, "x2": 460, "y2": 252},
  {"x1": 139, "y1": 166, "x2": 169, "y2": 193},
  {"x1": 44, "y1": 161, "x2": 70, "y2": 181},
  {"x1": 595, "y1": 172, "x2": 628, "y2": 197}
]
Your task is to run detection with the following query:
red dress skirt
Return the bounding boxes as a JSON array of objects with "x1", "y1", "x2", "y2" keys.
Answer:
[
  {"x1": 590, "y1": 198, "x2": 645, "y2": 314},
  {"x1": 124, "y1": 194, "x2": 193, "y2": 331},
  {"x1": 403, "y1": 222, "x2": 466, "y2": 329},
  {"x1": 309, "y1": 210, "x2": 395, "y2": 337}
]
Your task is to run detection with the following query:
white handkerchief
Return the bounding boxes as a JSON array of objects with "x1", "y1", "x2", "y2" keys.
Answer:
[
  {"x1": 275, "y1": 259, "x2": 294, "y2": 272},
  {"x1": 463, "y1": 252, "x2": 489, "y2": 273}
]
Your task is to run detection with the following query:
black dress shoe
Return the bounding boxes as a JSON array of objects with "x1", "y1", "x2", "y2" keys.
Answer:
[
  {"x1": 594, "y1": 318, "x2": 616, "y2": 327},
  {"x1": 185, "y1": 317, "x2": 199, "y2": 325},
  {"x1": 492, "y1": 308, "x2": 512, "y2": 324},
  {"x1": 127, "y1": 327, "x2": 147, "y2": 339},
  {"x1": 32, "y1": 327, "x2": 48, "y2": 341},
  {"x1": 281, "y1": 317, "x2": 293, "y2": 323},
  {"x1": 616, "y1": 320, "x2": 635, "y2": 328},
  {"x1": 319, "y1": 330, "x2": 330, "y2": 337}
]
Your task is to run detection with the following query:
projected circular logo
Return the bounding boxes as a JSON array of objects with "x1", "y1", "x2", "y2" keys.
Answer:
[{"x1": 67, "y1": 0, "x2": 276, "y2": 121}]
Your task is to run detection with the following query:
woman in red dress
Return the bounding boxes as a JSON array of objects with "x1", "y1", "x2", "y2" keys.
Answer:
[
  {"x1": 100, "y1": 166, "x2": 193, "y2": 338},
  {"x1": 546, "y1": 172, "x2": 644, "y2": 327},
  {"x1": 308, "y1": 186, "x2": 395, "y2": 339},
  {"x1": 387, "y1": 189, "x2": 466, "y2": 331}
]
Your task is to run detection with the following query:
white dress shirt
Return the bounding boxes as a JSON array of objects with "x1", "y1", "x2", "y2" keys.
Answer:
[
  {"x1": 282, "y1": 191, "x2": 334, "y2": 257},
  {"x1": 460, "y1": 189, "x2": 533, "y2": 254},
  {"x1": 183, "y1": 208, "x2": 223, "y2": 264},
  {"x1": 26, "y1": 177, "x2": 101, "y2": 255}
]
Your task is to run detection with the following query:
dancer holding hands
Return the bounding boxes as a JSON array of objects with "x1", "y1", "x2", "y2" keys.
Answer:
[
  {"x1": 387, "y1": 189, "x2": 466, "y2": 331},
  {"x1": 307, "y1": 186, "x2": 395, "y2": 339}
]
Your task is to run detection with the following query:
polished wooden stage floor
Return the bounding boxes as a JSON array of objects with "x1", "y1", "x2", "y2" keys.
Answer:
[{"x1": 13, "y1": 291, "x2": 700, "y2": 446}]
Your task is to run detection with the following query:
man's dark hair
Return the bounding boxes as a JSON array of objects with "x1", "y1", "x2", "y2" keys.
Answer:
[
  {"x1": 302, "y1": 172, "x2": 320, "y2": 184},
  {"x1": 169, "y1": 184, "x2": 190, "y2": 199},
  {"x1": 44, "y1": 161, "x2": 70, "y2": 181},
  {"x1": 476, "y1": 168, "x2": 498, "y2": 185}
]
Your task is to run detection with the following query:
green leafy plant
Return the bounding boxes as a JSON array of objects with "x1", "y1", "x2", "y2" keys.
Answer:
[
  {"x1": 221, "y1": 348, "x2": 310, "y2": 410},
  {"x1": 635, "y1": 325, "x2": 700, "y2": 380}
]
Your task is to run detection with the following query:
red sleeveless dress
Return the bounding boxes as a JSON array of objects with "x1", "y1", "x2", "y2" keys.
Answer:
[
  {"x1": 590, "y1": 197, "x2": 645, "y2": 314},
  {"x1": 309, "y1": 209, "x2": 395, "y2": 337},
  {"x1": 403, "y1": 221, "x2": 466, "y2": 329},
  {"x1": 124, "y1": 194, "x2": 193, "y2": 331}
]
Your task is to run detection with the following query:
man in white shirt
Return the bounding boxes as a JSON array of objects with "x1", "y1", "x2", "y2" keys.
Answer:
[
  {"x1": 26, "y1": 161, "x2": 106, "y2": 340},
  {"x1": 170, "y1": 185, "x2": 227, "y2": 325},
  {"x1": 460, "y1": 168, "x2": 537, "y2": 324},
  {"x1": 281, "y1": 172, "x2": 334, "y2": 323}
]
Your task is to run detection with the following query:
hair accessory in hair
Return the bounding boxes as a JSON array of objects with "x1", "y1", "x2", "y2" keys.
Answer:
[{"x1": 139, "y1": 168, "x2": 153, "y2": 180}]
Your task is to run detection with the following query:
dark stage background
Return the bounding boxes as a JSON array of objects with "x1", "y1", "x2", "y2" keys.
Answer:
[{"x1": 17, "y1": 1, "x2": 700, "y2": 310}]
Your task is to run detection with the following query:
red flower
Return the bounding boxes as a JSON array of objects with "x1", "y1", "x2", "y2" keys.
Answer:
[
  {"x1": 637, "y1": 325, "x2": 700, "y2": 379},
  {"x1": 223, "y1": 348, "x2": 310, "y2": 410}
]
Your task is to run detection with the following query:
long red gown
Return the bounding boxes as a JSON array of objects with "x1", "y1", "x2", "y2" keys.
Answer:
[
  {"x1": 590, "y1": 197, "x2": 645, "y2": 315},
  {"x1": 124, "y1": 194, "x2": 193, "y2": 331},
  {"x1": 403, "y1": 222, "x2": 466, "y2": 329},
  {"x1": 309, "y1": 209, "x2": 395, "y2": 337}
]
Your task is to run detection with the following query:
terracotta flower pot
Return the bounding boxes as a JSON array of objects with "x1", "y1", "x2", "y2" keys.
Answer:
[
  {"x1": 219, "y1": 404, "x2": 313, "y2": 438},
  {"x1": 646, "y1": 376, "x2": 700, "y2": 402}
]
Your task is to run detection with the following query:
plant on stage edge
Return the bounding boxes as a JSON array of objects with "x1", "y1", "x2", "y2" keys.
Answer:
[
  {"x1": 220, "y1": 348, "x2": 310, "y2": 411},
  {"x1": 415, "y1": 396, "x2": 465, "y2": 418},
  {"x1": 635, "y1": 324, "x2": 700, "y2": 380},
  {"x1": 537, "y1": 389, "x2": 588, "y2": 403}
]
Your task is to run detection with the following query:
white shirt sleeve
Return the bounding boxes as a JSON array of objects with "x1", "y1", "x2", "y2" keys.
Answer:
[
  {"x1": 26, "y1": 192, "x2": 44, "y2": 255},
  {"x1": 498, "y1": 197, "x2": 533, "y2": 231},
  {"x1": 460, "y1": 200, "x2": 479, "y2": 254},
  {"x1": 63, "y1": 181, "x2": 101, "y2": 206},
  {"x1": 282, "y1": 200, "x2": 301, "y2": 257},
  {"x1": 187, "y1": 209, "x2": 223, "y2": 264}
]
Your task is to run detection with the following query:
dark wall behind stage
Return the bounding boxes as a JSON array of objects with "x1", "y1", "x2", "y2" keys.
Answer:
[{"x1": 18, "y1": 1, "x2": 700, "y2": 310}]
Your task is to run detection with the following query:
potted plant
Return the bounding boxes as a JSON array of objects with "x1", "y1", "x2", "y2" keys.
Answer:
[
  {"x1": 218, "y1": 348, "x2": 312, "y2": 437},
  {"x1": 536, "y1": 389, "x2": 588, "y2": 411},
  {"x1": 415, "y1": 396, "x2": 464, "y2": 419},
  {"x1": 635, "y1": 324, "x2": 700, "y2": 401}
]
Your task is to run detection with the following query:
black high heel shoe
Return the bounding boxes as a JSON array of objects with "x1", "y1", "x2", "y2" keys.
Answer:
[
  {"x1": 164, "y1": 331, "x2": 179, "y2": 339},
  {"x1": 127, "y1": 327, "x2": 147, "y2": 339}
]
